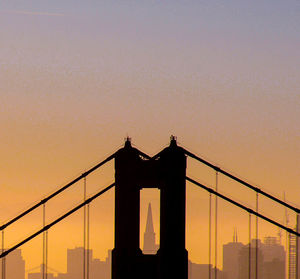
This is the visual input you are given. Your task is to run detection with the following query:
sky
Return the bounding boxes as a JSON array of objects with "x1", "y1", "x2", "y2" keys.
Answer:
[{"x1": 0, "y1": 0, "x2": 299, "y2": 275}]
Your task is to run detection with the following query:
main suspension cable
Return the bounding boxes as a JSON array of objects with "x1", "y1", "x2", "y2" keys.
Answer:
[{"x1": 208, "y1": 193, "x2": 212, "y2": 279}]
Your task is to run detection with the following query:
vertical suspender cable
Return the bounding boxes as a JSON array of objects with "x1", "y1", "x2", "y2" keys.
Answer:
[
  {"x1": 255, "y1": 193, "x2": 258, "y2": 279},
  {"x1": 83, "y1": 177, "x2": 87, "y2": 279},
  {"x1": 296, "y1": 214, "x2": 299, "y2": 279},
  {"x1": 209, "y1": 193, "x2": 212, "y2": 279},
  {"x1": 214, "y1": 171, "x2": 218, "y2": 279},
  {"x1": 284, "y1": 193, "x2": 290, "y2": 279},
  {"x1": 42, "y1": 203, "x2": 48, "y2": 279},
  {"x1": 249, "y1": 213, "x2": 251, "y2": 279},
  {"x1": 45, "y1": 229, "x2": 48, "y2": 279},
  {"x1": 43, "y1": 203, "x2": 46, "y2": 279},
  {"x1": 87, "y1": 203, "x2": 90, "y2": 279},
  {"x1": 288, "y1": 232, "x2": 290, "y2": 279},
  {"x1": 1, "y1": 230, "x2": 5, "y2": 279}
]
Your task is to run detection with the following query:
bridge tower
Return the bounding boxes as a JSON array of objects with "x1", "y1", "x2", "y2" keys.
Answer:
[{"x1": 112, "y1": 136, "x2": 188, "y2": 279}]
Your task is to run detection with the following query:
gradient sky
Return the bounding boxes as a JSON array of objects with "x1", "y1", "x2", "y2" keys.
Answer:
[{"x1": 0, "y1": 0, "x2": 299, "y2": 275}]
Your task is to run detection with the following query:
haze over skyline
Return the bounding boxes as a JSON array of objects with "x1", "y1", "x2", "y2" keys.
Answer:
[{"x1": 0, "y1": 0, "x2": 299, "y2": 274}]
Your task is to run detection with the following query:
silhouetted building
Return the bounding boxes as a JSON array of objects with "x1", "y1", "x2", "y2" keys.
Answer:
[
  {"x1": 289, "y1": 216, "x2": 300, "y2": 279},
  {"x1": 143, "y1": 203, "x2": 159, "y2": 254},
  {"x1": 238, "y1": 240, "x2": 264, "y2": 279},
  {"x1": 66, "y1": 247, "x2": 92, "y2": 279},
  {"x1": 188, "y1": 261, "x2": 222, "y2": 279},
  {"x1": 223, "y1": 229, "x2": 245, "y2": 279},
  {"x1": 289, "y1": 233, "x2": 297, "y2": 279},
  {"x1": 237, "y1": 237, "x2": 285, "y2": 279},
  {"x1": 90, "y1": 250, "x2": 111, "y2": 279},
  {"x1": 53, "y1": 247, "x2": 111, "y2": 279},
  {"x1": 261, "y1": 237, "x2": 285, "y2": 279},
  {"x1": 0, "y1": 249, "x2": 25, "y2": 279}
]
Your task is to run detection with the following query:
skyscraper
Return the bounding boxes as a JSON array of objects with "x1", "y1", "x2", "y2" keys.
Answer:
[
  {"x1": 238, "y1": 240, "x2": 264, "y2": 279},
  {"x1": 67, "y1": 247, "x2": 92, "y2": 279},
  {"x1": 222, "y1": 229, "x2": 245, "y2": 279},
  {"x1": 143, "y1": 203, "x2": 158, "y2": 254},
  {"x1": 0, "y1": 249, "x2": 25, "y2": 279},
  {"x1": 261, "y1": 237, "x2": 285, "y2": 279}
]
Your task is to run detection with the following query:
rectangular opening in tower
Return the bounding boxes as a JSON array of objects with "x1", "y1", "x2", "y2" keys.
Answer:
[{"x1": 140, "y1": 188, "x2": 160, "y2": 254}]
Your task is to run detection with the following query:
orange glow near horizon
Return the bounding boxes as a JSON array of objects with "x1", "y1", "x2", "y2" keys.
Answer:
[{"x1": 1, "y1": 144, "x2": 299, "y2": 275}]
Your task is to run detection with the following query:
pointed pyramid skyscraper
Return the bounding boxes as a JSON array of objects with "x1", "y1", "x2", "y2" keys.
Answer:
[
  {"x1": 146, "y1": 203, "x2": 154, "y2": 234},
  {"x1": 143, "y1": 203, "x2": 157, "y2": 254}
]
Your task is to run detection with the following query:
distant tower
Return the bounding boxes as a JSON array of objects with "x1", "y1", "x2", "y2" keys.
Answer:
[{"x1": 143, "y1": 203, "x2": 157, "y2": 254}]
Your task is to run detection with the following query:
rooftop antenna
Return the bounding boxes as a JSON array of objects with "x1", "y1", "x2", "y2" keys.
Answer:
[
  {"x1": 233, "y1": 227, "x2": 238, "y2": 242},
  {"x1": 233, "y1": 228, "x2": 235, "y2": 242},
  {"x1": 278, "y1": 227, "x2": 282, "y2": 244}
]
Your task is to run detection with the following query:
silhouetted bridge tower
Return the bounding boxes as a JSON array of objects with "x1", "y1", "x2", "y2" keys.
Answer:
[
  {"x1": 0, "y1": 136, "x2": 300, "y2": 279},
  {"x1": 113, "y1": 137, "x2": 187, "y2": 279}
]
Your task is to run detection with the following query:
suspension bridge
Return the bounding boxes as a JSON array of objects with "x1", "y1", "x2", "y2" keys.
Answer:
[{"x1": 0, "y1": 136, "x2": 299, "y2": 279}]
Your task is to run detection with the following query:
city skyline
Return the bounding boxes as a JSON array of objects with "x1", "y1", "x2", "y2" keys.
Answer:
[{"x1": 0, "y1": 204, "x2": 288, "y2": 279}]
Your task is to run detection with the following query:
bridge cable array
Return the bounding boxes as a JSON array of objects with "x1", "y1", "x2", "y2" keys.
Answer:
[
  {"x1": 0, "y1": 152, "x2": 116, "y2": 279},
  {"x1": 187, "y1": 176, "x2": 299, "y2": 279},
  {"x1": 183, "y1": 148, "x2": 300, "y2": 214},
  {"x1": 186, "y1": 176, "x2": 299, "y2": 237},
  {"x1": 0, "y1": 182, "x2": 115, "y2": 259},
  {"x1": 183, "y1": 148, "x2": 300, "y2": 279},
  {"x1": 0, "y1": 153, "x2": 116, "y2": 232}
]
